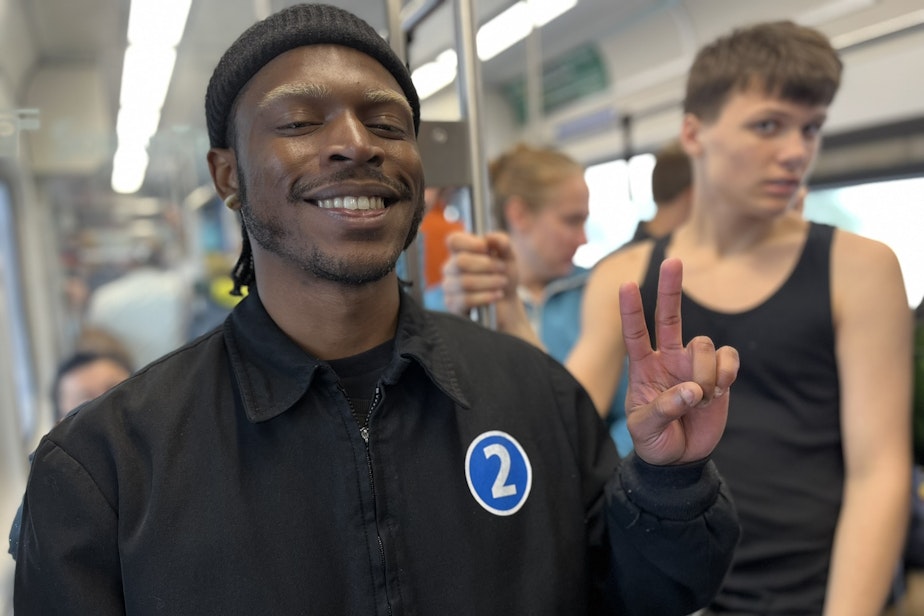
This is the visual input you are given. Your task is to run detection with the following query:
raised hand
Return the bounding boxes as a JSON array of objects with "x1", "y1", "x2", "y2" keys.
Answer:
[
  {"x1": 620, "y1": 257, "x2": 739, "y2": 465},
  {"x1": 441, "y1": 232, "x2": 542, "y2": 344},
  {"x1": 442, "y1": 231, "x2": 515, "y2": 312}
]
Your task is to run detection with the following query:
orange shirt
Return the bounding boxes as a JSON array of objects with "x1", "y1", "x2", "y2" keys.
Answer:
[{"x1": 419, "y1": 202, "x2": 465, "y2": 289}]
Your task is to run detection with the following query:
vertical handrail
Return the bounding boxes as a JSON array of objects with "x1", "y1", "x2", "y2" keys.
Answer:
[
  {"x1": 400, "y1": 0, "x2": 444, "y2": 33},
  {"x1": 453, "y1": 0, "x2": 496, "y2": 329},
  {"x1": 388, "y1": 0, "x2": 496, "y2": 328},
  {"x1": 385, "y1": 0, "x2": 423, "y2": 304},
  {"x1": 385, "y1": 0, "x2": 406, "y2": 59}
]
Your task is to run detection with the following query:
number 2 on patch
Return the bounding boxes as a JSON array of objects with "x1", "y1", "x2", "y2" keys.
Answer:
[
  {"x1": 483, "y1": 443, "x2": 517, "y2": 498},
  {"x1": 465, "y1": 431, "x2": 532, "y2": 516}
]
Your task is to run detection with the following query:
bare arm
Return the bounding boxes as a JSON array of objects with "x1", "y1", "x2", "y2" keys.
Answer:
[
  {"x1": 824, "y1": 231, "x2": 912, "y2": 616},
  {"x1": 565, "y1": 251, "x2": 639, "y2": 416}
]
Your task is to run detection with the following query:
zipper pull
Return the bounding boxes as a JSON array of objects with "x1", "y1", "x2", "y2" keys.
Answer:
[{"x1": 360, "y1": 426, "x2": 370, "y2": 443}]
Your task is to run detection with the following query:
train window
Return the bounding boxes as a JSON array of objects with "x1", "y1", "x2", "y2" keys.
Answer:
[
  {"x1": 0, "y1": 179, "x2": 38, "y2": 440},
  {"x1": 576, "y1": 153, "x2": 656, "y2": 268},
  {"x1": 804, "y1": 176, "x2": 924, "y2": 308}
]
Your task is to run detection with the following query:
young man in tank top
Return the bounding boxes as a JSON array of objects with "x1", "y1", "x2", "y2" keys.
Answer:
[{"x1": 443, "y1": 20, "x2": 912, "y2": 615}]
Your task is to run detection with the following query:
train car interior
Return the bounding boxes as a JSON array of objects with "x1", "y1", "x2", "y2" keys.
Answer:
[{"x1": 1, "y1": 0, "x2": 922, "y2": 612}]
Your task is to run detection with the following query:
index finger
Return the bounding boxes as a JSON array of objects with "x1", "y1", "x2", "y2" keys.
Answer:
[{"x1": 445, "y1": 231, "x2": 489, "y2": 255}]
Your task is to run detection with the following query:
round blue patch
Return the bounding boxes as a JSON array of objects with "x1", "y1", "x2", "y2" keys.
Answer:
[{"x1": 465, "y1": 431, "x2": 532, "y2": 516}]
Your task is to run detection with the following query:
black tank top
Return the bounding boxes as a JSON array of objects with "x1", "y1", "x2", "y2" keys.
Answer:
[{"x1": 641, "y1": 223, "x2": 841, "y2": 614}]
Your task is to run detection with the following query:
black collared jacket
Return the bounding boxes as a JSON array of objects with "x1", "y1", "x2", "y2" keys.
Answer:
[{"x1": 15, "y1": 289, "x2": 738, "y2": 615}]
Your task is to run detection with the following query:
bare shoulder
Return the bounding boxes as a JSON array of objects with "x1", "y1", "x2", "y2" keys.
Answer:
[
  {"x1": 589, "y1": 241, "x2": 654, "y2": 289},
  {"x1": 576, "y1": 241, "x2": 655, "y2": 342},
  {"x1": 830, "y1": 228, "x2": 902, "y2": 277},
  {"x1": 830, "y1": 227, "x2": 907, "y2": 323}
]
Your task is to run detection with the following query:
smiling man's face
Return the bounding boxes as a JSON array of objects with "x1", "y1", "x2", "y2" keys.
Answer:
[{"x1": 227, "y1": 44, "x2": 425, "y2": 286}]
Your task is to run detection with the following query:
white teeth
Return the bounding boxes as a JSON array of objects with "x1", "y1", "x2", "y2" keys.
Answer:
[{"x1": 317, "y1": 196, "x2": 385, "y2": 210}]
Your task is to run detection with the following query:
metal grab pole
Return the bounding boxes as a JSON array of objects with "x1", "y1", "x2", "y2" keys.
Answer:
[
  {"x1": 384, "y1": 0, "x2": 426, "y2": 304},
  {"x1": 386, "y1": 0, "x2": 407, "y2": 65},
  {"x1": 453, "y1": 0, "x2": 496, "y2": 329}
]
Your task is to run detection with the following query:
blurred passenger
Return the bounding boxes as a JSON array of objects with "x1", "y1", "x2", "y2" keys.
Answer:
[
  {"x1": 483, "y1": 144, "x2": 589, "y2": 318},
  {"x1": 51, "y1": 351, "x2": 133, "y2": 424},
  {"x1": 8, "y1": 348, "x2": 133, "y2": 561},
  {"x1": 444, "y1": 19, "x2": 911, "y2": 615},
  {"x1": 72, "y1": 326, "x2": 135, "y2": 372},
  {"x1": 437, "y1": 143, "x2": 590, "y2": 351},
  {"x1": 629, "y1": 139, "x2": 693, "y2": 243},
  {"x1": 84, "y1": 238, "x2": 192, "y2": 367},
  {"x1": 14, "y1": 5, "x2": 741, "y2": 613},
  {"x1": 437, "y1": 143, "x2": 639, "y2": 454}
]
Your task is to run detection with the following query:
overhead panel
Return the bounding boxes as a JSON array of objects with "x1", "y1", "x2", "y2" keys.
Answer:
[
  {"x1": 501, "y1": 43, "x2": 609, "y2": 125},
  {"x1": 24, "y1": 64, "x2": 112, "y2": 175}
]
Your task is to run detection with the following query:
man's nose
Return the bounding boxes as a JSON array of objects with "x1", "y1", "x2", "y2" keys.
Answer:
[{"x1": 322, "y1": 113, "x2": 385, "y2": 167}]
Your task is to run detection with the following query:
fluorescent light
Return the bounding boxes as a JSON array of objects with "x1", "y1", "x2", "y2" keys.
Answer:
[
  {"x1": 113, "y1": 0, "x2": 191, "y2": 193},
  {"x1": 128, "y1": 0, "x2": 193, "y2": 47},
  {"x1": 475, "y1": 0, "x2": 578, "y2": 61},
  {"x1": 119, "y1": 46, "x2": 177, "y2": 110},
  {"x1": 116, "y1": 107, "x2": 161, "y2": 149},
  {"x1": 830, "y1": 9, "x2": 924, "y2": 50},
  {"x1": 797, "y1": 0, "x2": 875, "y2": 26},
  {"x1": 529, "y1": 0, "x2": 577, "y2": 27},
  {"x1": 111, "y1": 145, "x2": 150, "y2": 194},
  {"x1": 477, "y1": 2, "x2": 532, "y2": 61},
  {"x1": 412, "y1": 49, "x2": 458, "y2": 99},
  {"x1": 412, "y1": 0, "x2": 578, "y2": 100}
]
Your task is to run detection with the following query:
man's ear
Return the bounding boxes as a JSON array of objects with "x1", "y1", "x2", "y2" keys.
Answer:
[
  {"x1": 680, "y1": 113, "x2": 704, "y2": 158},
  {"x1": 207, "y1": 148, "x2": 240, "y2": 205}
]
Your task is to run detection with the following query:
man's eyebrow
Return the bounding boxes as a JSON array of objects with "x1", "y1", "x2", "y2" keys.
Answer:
[
  {"x1": 258, "y1": 83, "x2": 331, "y2": 109},
  {"x1": 364, "y1": 88, "x2": 413, "y2": 116},
  {"x1": 258, "y1": 83, "x2": 412, "y2": 117}
]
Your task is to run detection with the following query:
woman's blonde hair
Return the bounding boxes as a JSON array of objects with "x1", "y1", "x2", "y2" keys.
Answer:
[{"x1": 489, "y1": 143, "x2": 583, "y2": 231}]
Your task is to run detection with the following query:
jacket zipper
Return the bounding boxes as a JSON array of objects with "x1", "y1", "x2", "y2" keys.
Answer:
[
  {"x1": 350, "y1": 385, "x2": 392, "y2": 615},
  {"x1": 360, "y1": 386, "x2": 381, "y2": 443}
]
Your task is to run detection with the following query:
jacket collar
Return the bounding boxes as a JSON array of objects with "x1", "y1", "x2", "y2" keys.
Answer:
[{"x1": 225, "y1": 287, "x2": 470, "y2": 423}]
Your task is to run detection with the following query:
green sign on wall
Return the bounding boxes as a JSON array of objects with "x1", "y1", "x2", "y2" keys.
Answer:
[{"x1": 502, "y1": 43, "x2": 609, "y2": 125}]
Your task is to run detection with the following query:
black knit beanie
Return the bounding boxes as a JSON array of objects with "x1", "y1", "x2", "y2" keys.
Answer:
[{"x1": 205, "y1": 3, "x2": 420, "y2": 148}]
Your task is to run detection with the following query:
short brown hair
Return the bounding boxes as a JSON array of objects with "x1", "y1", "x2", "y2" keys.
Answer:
[
  {"x1": 651, "y1": 140, "x2": 691, "y2": 206},
  {"x1": 489, "y1": 143, "x2": 583, "y2": 231},
  {"x1": 683, "y1": 20, "x2": 842, "y2": 121}
]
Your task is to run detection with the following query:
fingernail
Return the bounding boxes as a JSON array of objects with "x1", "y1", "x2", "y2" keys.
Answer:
[
  {"x1": 714, "y1": 387, "x2": 725, "y2": 398},
  {"x1": 680, "y1": 388, "x2": 696, "y2": 406}
]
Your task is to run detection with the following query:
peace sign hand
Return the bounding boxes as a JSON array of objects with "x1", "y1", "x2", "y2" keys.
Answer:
[{"x1": 620, "y1": 258, "x2": 739, "y2": 466}]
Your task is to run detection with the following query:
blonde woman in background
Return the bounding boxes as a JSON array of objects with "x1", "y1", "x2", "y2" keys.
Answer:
[{"x1": 434, "y1": 144, "x2": 633, "y2": 449}]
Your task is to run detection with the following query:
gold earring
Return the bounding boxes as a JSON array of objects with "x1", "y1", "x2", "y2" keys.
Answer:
[{"x1": 223, "y1": 194, "x2": 240, "y2": 209}]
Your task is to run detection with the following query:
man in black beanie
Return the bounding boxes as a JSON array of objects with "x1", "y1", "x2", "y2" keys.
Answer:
[{"x1": 14, "y1": 4, "x2": 740, "y2": 614}]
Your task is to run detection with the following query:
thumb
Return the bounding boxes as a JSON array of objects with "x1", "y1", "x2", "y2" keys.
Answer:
[{"x1": 631, "y1": 383, "x2": 703, "y2": 435}]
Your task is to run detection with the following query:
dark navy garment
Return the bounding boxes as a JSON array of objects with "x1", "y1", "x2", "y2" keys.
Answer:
[
  {"x1": 16, "y1": 288, "x2": 738, "y2": 615},
  {"x1": 641, "y1": 223, "x2": 841, "y2": 615}
]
